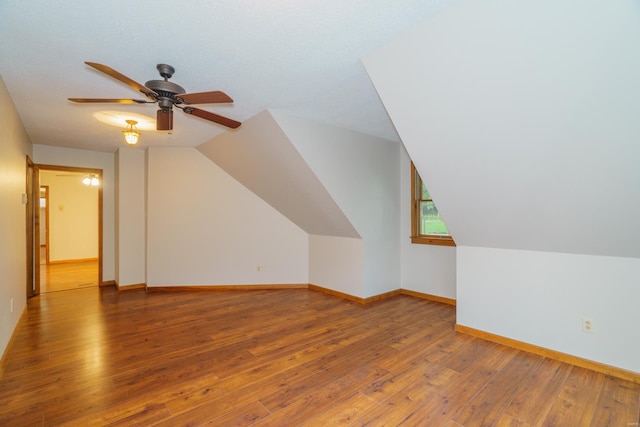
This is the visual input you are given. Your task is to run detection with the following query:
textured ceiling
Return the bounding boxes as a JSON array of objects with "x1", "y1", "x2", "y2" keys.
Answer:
[{"x1": 0, "y1": 0, "x2": 454, "y2": 152}]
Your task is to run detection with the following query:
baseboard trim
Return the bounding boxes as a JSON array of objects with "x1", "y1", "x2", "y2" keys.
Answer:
[
  {"x1": 147, "y1": 284, "x2": 309, "y2": 292},
  {"x1": 308, "y1": 284, "x2": 359, "y2": 303},
  {"x1": 455, "y1": 324, "x2": 640, "y2": 385},
  {"x1": 48, "y1": 257, "x2": 98, "y2": 265},
  {"x1": 0, "y1": 306, "x2": 27, "y2": 375},
  {"x1": 117, "y1": 283, "x2": 146, "y2": 291},
  {"x1": 100, "y1": 280, "x2": 116, "y2": 287},
  {"x1": 308, "y1": 287, "x2": 456, "y2": 306},
  {"x1": 308, "y1": 285, "x2": 401, "y2": 304},
  {"x1": 144, "y1": 283, "x2": 456, "y2": 307},
  {"x1": 364, "y1": 290, "x2": 402, "y2": 304},
  {"x1": 400, "y1": 289, "x2": 456, "y2": 306}
]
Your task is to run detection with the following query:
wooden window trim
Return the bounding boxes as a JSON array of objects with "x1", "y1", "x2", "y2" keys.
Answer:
[
  {"x1": 410, "y1": 162, "x2": 456, "y2": 247},
  {"x1": 411, "y1": 235, "x2": 456, "y2": 246}
]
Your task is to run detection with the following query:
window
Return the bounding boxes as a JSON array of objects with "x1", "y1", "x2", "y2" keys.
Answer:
[{"x1": 411, "y1": 162, "x2": 455, "y2": 246}]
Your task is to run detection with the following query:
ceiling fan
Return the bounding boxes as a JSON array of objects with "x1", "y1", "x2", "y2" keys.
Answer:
[{"x1": 69, "y1": 62, "x2": 241, "y2": 131}]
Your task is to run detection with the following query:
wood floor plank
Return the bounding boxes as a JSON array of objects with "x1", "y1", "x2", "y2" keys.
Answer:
[
  {"x1": 1, "y1": 375, "x2": 116, "y2": 416},
  {"x1": 352, "y1": 381, "x2": 436, "y2": 426},
  {"x1": 590, "y1": 375, "x2": 640, "y2": 427},
  {"x1": 373, "y1": 325, "x2": 452, "y2": 373},
  {"x1": 451, "y1": 351, "x2": 542, "y2": 426},
  {"x1": 0, "y1": 287, "x2": 637, "y2": 425},
  {"x1": 435, "y1": 334, "x2": 497, "y2": 373},
  {"x1": 0, "y1": 403, "x2": 44, "y2": 427},
  {"x1": 206, "y1": 400, "x2": 272, "y2": 426},
  {"x1": 163, "y1": 355, "x2": 317, "y2": 415},
  {"x1": 395, "y1": 345, "x2": 520, "y2": 426},
  {"x1": 159, "y1": 364, "x2": 313, "y2": 425},
  {"x1": 542, "y1": 366, "x2": 605, "y2": 426},
  {"x1": 259, "y1": 366, "x2": 353, "y2": 412},
  {"x1": 39, "y1": 379, "x2": 124, "y2": 425},
  {"x1": 360, "y1": 359, "x2": 457, "y2": 404},
  {"x1": 40, "y1": 259, "x2": 98, "y2": 293},
  {"x1": 253, "y1": 375, "x2": 362, "y2": 426},
  {"x1": 503, "y1": 358, "x2": 573, "y2": 425},
  {"x1": 298, "y1": 391, "x2": 378, "y2": 426},
  {"x1": 66, "y1": 402, "x2": 172, "y2": 427},
  {"x1": 494, "y1": 413, "x2": 532, "y2": 427}
]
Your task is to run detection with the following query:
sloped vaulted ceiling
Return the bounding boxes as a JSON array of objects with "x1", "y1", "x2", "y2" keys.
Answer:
[
  {"x1": 0, "y1": 0, "x2": 455, "y2": 152},
  {"x1": 197, "y1": 110, "x2": 360, "y2": 238},
  {"x1": 364, "y1": 0, "x2": 640, "y2": 258}
]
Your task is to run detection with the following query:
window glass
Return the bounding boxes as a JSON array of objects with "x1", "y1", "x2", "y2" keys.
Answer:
[
  {"x1": 411, "y1": 163, "x2": 455, "y2": 246},
  {"x1": 419, "y1": 201, "x2": 450, "y2": 235}
]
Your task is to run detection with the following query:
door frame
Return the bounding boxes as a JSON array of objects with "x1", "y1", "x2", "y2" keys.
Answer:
[
  {"x1": 26, "y1": 156, "x2": 37, "y2": 298},
  {"x1": 39, "y1": 185, "x2": 50, "y2": 265},
  {"x1": 31, "y1": 164, "x2": 104, "y2": 294}
]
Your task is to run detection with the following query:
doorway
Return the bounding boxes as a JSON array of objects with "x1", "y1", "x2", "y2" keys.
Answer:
[
  {"x1": 39, "y1": 186, "x2": 49, "y2": 265},
  {"x1": 26, "y1": 156, "x2": 36, "y2": 298},
  {"x1": 30, "y1": 165, "x2": 103, "y2": 295}
]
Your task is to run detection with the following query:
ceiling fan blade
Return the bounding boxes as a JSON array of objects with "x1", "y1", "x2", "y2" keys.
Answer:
[
  {"x1": 68, "y1": 98, "x2": 153, "y2": 104},
  {"x1": 183, "y1": 107, "x2": 241, "y2": 129},
  {"x1": 175, "y1": 91, "x2": 233, "y2": 105},
  {"x1": 85, "y1": 62, "x2": 157, "y2": 99},
  {"x1": 157, "y1": 109, "x2": 173, "y2": 131}
]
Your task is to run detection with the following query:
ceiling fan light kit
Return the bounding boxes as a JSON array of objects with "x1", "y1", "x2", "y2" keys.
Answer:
[
  {"x1": 82, "y1": 174, "x2": 100, "y2": 186},
  {"x1": 122, "y1": 119, "x2": 141, "y2": 145},
  {"x1": 69, "y1": 62, "x2": 241, "y2": 136}
]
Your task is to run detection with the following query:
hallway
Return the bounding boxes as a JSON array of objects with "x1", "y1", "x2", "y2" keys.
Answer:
[{"x1": 40, "y1": 246, "x2": 98, "y2": 293}]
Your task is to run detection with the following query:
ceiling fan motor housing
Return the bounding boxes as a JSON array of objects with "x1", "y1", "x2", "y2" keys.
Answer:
[
  {"x1": 145, "y1": 64, "x2": 185, "y2": 107},
  {"x1": 145, "y1": 80, "x2": 185, "y2": 109},
  {"x1": 145, "y1": 79, "x2": 186, "y2": 96}
]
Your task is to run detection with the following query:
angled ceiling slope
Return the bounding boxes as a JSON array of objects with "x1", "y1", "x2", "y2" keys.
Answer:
[
  {"x1": 364, "y1": 0, "x2": 640, "y2": 258},
  {"x1": 0, "y1": 0, "x2": 456, "y2": 152},
  {"x1": 197, "y1": 110, "x2": 360, "y2": 238}
]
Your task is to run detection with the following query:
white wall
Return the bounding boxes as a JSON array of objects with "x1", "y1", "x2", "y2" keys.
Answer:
[
  {"x1": 458, "y1": 246, "x2": 640, "y2": 373},
  {"x1": 0, "y1": 75, "x2": 32, "y2": 359},
  {"x1": 33, "y1": 145, "x2": 115, "y2": 281},
  {"x1": 146, "y1": 147, "x2": 309, "y2": 287},
  {"x1": 399, "y1": 146, "x2": 456, "y2": 299},
  {"x1": 115, "y1": 147, "x2": 146, "y2": 287},
  {"x1": 39, "y1": 172, "x2": 98, "y2": 261},
  {"x1": 309, "y1": 235, "x2": 364, "y2": 297},
  {"x1": 273, "y1": 112, "x2": 401, "y2": 298}
]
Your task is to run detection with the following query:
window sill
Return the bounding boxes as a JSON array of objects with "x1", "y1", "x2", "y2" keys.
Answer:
[{"x1": 411, "y1": 235, "x2": 456, "y2": 247}]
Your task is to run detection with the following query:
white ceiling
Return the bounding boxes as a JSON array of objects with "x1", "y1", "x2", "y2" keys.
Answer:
[{"x1": 0, "y1": 0, "x2": 454, "y2": 152}]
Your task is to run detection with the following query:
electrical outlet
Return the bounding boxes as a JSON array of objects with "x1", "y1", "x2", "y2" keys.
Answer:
[
  {"x1": 582, "y1": 317, "x2": 594, "y2": 333},
  {"x1": 10, "y1": 298, "x2": 13, "y2": 313}
]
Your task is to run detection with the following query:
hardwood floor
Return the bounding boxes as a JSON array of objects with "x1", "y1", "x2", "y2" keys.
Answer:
[
  {"x1": 40, "y1": 259, "x2": 98, "y2": 293},
  {"x1": 1, "y1": 287, "x2": 638, "y2": 426}
]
